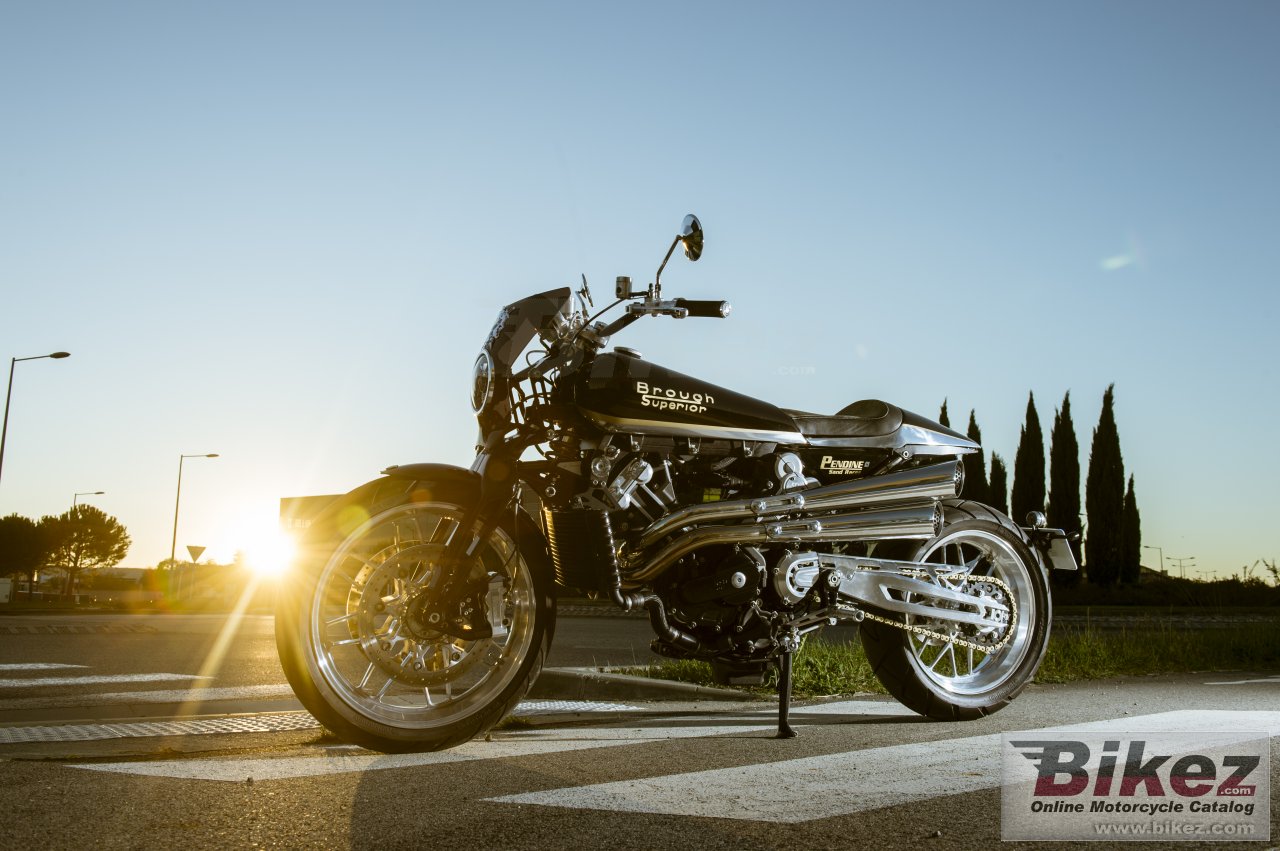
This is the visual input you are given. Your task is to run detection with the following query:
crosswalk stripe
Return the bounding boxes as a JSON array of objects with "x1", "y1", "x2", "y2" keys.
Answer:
[
  {"x1": 63, "y1": 700, "x2": 906, "y2": 780},
  {"x1": 0, "y1": 684, "x2": 295, "y2": 711},
  {"x1": 71, "y1": 724, "x2": 779, "y2": 781},
  {"x1": 488, "y1": 710, "x2": 1280, "y2": 823},
  {"x1": 0, "y1": 664, "x2": 89, "y2": 672},
  {"x1": 0, "y1": 700, "x2": 645, "y2": 746},
  {"x1": 0, "y1": 673, "x2": 212, "y2": 689},
  {"x1": 0, "y1": 713, "x2": 321, "y2": 744}
]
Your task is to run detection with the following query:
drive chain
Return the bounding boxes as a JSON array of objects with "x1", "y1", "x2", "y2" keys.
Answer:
[{"x1": 849, "y1": 572, "x2": 1018, "y2": 653}]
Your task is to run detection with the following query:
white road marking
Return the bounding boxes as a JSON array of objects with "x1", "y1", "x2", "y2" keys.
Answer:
[
  {"x1": 631, "y1": 701, "x2": 910, "y2": 729},
  {"x1": 0, "y1": 663, "x2": 89, "y2": 672},
  {"x1": 517, "y1": 700, "x2": 644, "y2": 714},
  {"x1": 72, "y1": 724, "x2": 778, "y2": 781},
  {"x1": 0, "y1": 713, "x2": 321, "y2": 745},
  {"x1": 0, "y1": 673, "x2": 212, "y2": 689},
  {"x1": 766, "y1": 699, "x2": 906, "y2": 716},
  {"x1": 1206, "y1": 675, "x2": 1280, "y2": 685},
  {"x1": 0, "y1": 684, "x2": 296, "y2": 710},
  {"x1": 1, "y1": 700, "x2": 644, "y2": 746},
  {"x1": 489, "y1": 710, "x2": 1280, "y2": 823}
]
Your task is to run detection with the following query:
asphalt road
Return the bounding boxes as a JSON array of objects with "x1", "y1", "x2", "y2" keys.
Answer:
[
  {"x1": 1, "y1": 611, "x2": 1278, "y2": 849},
  {"x1": 0, "y1": 610, "x2": 675, "y2": 724}
]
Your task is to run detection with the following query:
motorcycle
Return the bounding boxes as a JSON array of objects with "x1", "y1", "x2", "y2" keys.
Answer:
[{"x1": 276, "y1": 215, "x2": 1079, "y2": 752}]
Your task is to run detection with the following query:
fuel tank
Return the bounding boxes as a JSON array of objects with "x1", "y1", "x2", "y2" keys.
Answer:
[{"x1": 573, "y1": 352, "x2": 805, "y2": 442}]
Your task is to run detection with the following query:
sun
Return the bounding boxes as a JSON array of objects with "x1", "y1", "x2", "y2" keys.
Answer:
[{"x1": 241, "y1": 526, "x2": 298, "y2": 578}]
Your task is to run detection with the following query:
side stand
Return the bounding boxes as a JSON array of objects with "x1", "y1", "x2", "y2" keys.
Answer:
[{"x1": 775, "y1": 648, "x2": 797, "y2": 739}]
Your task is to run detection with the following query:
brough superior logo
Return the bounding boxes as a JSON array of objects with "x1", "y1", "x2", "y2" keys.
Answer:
[{"x1": 635, "y1": 381, "x2": 715, "y2": 414}]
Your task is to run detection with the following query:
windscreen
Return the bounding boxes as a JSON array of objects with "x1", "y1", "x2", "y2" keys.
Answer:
[{"x1": 482, "y1": 287, "x2": 572, "y2": 375}]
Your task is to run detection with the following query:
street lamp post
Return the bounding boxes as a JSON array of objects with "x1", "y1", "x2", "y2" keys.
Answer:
[
  {"x1": 1143, "y1": 545, "x2": 1165, "y2": 575},
  {"x1": 73, "y1": 490, "x2": 104, "y2": 508},
  {"x1": 0, "y1": 351, "x2": 71, "y2": 486},
  {"x1": 1168, "y1": 555, "x2": 1196, "y2": 579},
  {"x1": 170, "y1": 453, "x2": 219, "y2": 564}
]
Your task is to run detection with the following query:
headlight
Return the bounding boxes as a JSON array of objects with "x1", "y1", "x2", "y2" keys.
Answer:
[{"x1": 471, "y1": 351, "x2": 494, "y2": 414}]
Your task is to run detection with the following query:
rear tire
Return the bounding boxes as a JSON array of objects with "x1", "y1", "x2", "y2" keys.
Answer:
[
  {"x1": 276, "y1": 478, "x2": 554, "y2": 752},
  {"x1": 859, "y1": 499, "x2": 1051, "y2": 720}
]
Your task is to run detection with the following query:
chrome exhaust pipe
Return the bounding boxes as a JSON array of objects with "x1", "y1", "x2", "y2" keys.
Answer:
[
  {"x1": 635, "y1": 459, "x2": 961, "y2": 551},
  {"x1": 625, "y1": 501, "x2": 941, "y2": 583}
]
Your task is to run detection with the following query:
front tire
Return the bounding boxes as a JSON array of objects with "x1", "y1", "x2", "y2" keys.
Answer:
[
  {"x1": 860, "y1": 499, "x2": 1051, "y2": 720},
  {"x1": 276, "y1": 479, "x2": 554, "y2": 752}
]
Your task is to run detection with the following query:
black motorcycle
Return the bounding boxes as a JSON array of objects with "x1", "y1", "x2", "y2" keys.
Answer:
[{"x1": 276, "y1": 215, "x2": 1078, "y2": 752}]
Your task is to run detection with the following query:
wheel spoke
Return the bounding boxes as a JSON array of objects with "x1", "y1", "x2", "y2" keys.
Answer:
[{"x1": 430, "y1": 516, "x2": 459, "y2": 545}]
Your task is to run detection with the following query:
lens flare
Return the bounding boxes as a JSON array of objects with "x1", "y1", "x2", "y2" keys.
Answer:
[{"x1": 243, "y1": 528, "x2": 297, "y2": 578}]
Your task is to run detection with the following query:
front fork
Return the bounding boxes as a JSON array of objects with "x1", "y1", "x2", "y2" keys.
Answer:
[{"x1": 428, "y1": 444, "x2": 522, "y2": 640}]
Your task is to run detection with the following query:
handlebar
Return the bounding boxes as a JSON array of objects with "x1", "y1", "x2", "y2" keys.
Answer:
[
  {"x1": 590, "y1": 295, "x2": 732, "y2": 344},
  {"x1": 673, "y1": 298, "x2": 732, "y2": 318}
]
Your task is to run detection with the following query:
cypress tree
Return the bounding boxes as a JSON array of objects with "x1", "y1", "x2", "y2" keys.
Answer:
[
  {"x1": 1121, "y1": 475, "x2": 1141, "y2": 584},
  {"x1": 1047, "y1": 391, "x2": 1082, "y2": 586},
  {"x1": 1011, "y1": 392, "x2": 1046, "y2": 525},
  {"x1": 963, "y1": 410, "x2": 988, "y2": 503},
  {"x1": 938, "y1": 399, "x2": 950, "y2": 429},
  {"x1": 1085, "y1": 384, "x2": 1125, "y2": 586},
  {"x1": 989, "y1": 454, "x2": 1009, "y2": 515}
]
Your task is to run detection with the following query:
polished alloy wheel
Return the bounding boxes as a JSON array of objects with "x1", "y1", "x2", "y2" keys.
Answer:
[
  {"x1": 308, "y1": 502, "x2": 536, "y2": 728},
  {"x1": 905, "y1": 528, "x2": 1035, "y2": 695}
]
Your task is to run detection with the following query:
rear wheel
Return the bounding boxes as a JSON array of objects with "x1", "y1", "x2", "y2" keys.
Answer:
[
  {"x1": 859, "y1": 500, "x2": 1050, "y2": 720},
  {"x1": 276, "y1": 480, "x2": 553, "y2": 752}
]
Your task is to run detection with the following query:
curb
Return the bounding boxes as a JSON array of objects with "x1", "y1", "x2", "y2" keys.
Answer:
[{"x1": 529, "y1": 667, "x2": 759, "y2": 703}]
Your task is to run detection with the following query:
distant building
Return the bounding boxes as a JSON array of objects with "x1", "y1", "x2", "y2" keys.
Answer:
[{"x1": 279, "y1": 494, "x2": 342, "y2": 534}]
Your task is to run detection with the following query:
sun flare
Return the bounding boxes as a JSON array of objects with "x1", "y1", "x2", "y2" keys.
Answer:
[{"x1": 241, "y1": 526, "x2": 298, "y2": 578}]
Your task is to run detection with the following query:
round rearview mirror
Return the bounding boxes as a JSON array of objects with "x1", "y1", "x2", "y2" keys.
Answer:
[{"x1": 680, "y1": 214, "x2": 703, "y2": 261}]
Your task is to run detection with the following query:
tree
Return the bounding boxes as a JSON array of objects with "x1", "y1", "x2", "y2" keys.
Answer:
[
  {"x1": 1011, "y1": 392, "x2": 1046, "y2": 525},
  {"x1": 989, "y1": 454, "x2": 1009, "y2": 515},
  {"x1": 41, "y1": 505, "x2": 131, "y2": 599},
  {"x1": 1121, "y1": 475, "x2": 1141, "y2": 584},
  {"x1": 1085, "y1": 384, "x2": 1125, "y2": 586},
  {"x1": 0, "y1": 514, "x2": 49, "y2": 599},
  {"x1": 1047, "y1": 391, "x2": 1082, "y2": 587},
  {"x1": 938, "y1": 399, "x2": 951, "y2": 429},
  {"x1": 962, "y1": 410, "x2": 989, "y2": 502}
]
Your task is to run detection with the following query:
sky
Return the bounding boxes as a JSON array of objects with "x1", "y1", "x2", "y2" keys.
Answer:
[{"x1": 1, "y1": 1, "x2": 1277, "y2": 579}]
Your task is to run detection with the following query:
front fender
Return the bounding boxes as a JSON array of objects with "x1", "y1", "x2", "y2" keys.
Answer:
[{"x1": 382, "y1": 463, "x2": 481, "y2": 501}]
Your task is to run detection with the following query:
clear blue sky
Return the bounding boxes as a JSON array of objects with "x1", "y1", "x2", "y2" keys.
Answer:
[{"x1": 2, "y1": 1, "x2": 1276, "y2": 578}]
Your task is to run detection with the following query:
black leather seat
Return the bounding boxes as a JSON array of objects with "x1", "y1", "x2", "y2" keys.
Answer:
[{"x1": 785, "y1": 399, "x2": 904, "y2": 438}]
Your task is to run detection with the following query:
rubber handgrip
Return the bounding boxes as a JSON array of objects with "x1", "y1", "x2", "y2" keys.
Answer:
[{"x1": 673, "y1": 299, "x2": 732, "y2": 318}]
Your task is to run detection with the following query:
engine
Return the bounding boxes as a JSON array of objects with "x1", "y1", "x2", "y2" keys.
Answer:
[
  {"x1": 591, "y1": 447, "x2": 844, "y2": 655},
  {"x1": 540, "y1": 439, "x2": 903, "y2": 669}
]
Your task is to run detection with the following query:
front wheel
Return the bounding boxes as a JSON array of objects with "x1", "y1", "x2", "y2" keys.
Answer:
[
  {"x1": 276, "y1": 479, "x2": 554, "y2": 752},
  {"x1": 859, "y1": 499, "x2": 1051, "y2": 720}
]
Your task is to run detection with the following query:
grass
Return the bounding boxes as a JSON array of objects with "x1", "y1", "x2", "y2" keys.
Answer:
[
  {"x1": 1036, "y1": 622, "x2": 1280, "y2": 683},
  {"x1": 622, "y1": 622, "x2": 1280, "y2": 698}
]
